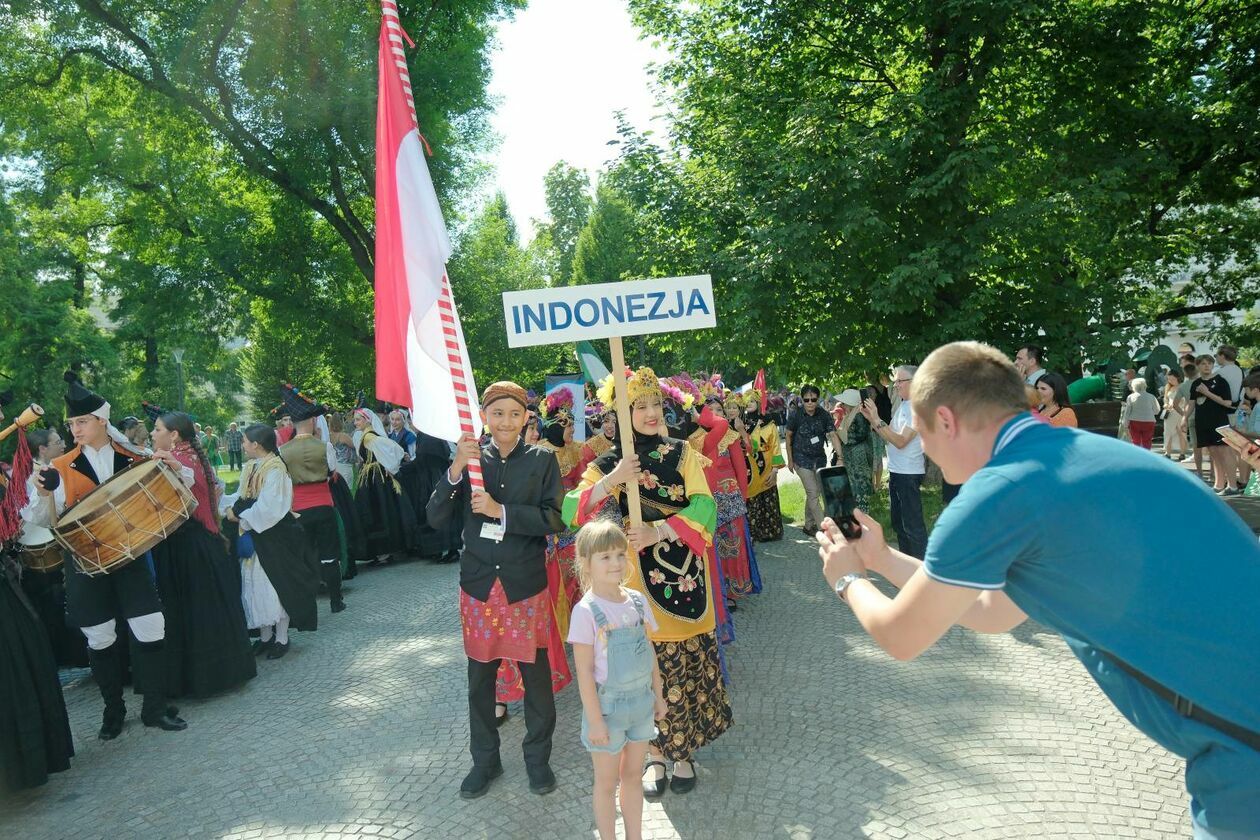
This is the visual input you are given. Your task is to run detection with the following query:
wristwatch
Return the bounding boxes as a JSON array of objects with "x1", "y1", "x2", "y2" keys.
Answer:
[{"x1": 834, "y1": 572, "x2": 866, "y2": 601}]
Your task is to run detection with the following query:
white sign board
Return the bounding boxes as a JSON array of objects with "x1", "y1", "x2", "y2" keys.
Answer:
[{"x1": 502, "y1": 275, "x2": 716, "y2": 349}]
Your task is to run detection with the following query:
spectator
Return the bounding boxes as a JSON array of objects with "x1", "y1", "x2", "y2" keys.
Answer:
[
  {"x1": 224, "y1": 422, "x2": 244, "y2": 471},
  {"x1": 1013, "y1": 345, "x2": 1046, "y2": 386},
  {"x1": 836, "y1": 390, "x2": 874, "y2": 512},
  {"x1": 118, "y1": 415, "x2": 151, "y2": 451},
  {"x1": 1178, "y1": 341, "x2": 1196, "y2": 355},
  {"x1": 1162, "y1": 370, "x2": 1189, "y2": 460},
  {"x1": 1187, "y1": 354, "x2": 1239, "y2": 496},
  {"x1": 1182, "y1": 363, "x2": 1203, "y2": 476},
  {"x1": 1033, "y1": 372, "x2": 1077, "y2": 428},
  {"x1": 862, "y1": 366, "x2": 927, "y2": 559},
  {"x1": 785, "y1": 384, "x2": 843, "y2": 536},
  {"x1": 1232, "y1": 374, "x2": 1260, "y2": 490},
  {"x1": 1125, "y1": 379, "x2": 1160, "y2": 449},
  {"x1": 867, "y1": 375, "x2": 893, "y2": 492},
  {"x1": 1216, "y1": 345, "x2": 1243, "y2": 402},
  {"x1": 814, "y1": 341, "x2": 1260, "y2": 840}
]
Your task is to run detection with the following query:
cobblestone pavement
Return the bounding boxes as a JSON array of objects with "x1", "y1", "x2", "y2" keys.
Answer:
[{"x1": 2, "y1": 536, "x2": 1188, "y2": 840}]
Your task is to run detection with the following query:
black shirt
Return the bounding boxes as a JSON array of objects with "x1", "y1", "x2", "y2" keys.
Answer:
[
  {"x1": 787, "y1": 408, "x2": 836, "y2": 469},
  {"x1": 426, "y1": 440, "x2": 563, "y2": 603}
]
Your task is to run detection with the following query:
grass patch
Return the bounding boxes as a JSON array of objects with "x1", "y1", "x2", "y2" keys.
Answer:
[{"x1": 214, "y1": 466, "x2": 241, "y2": 495}]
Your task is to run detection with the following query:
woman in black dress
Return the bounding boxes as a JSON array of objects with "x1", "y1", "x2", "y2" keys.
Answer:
[
  {"x1": 350, "y1": 409, "x2": 416, "y2": 562},
  {"x1": 150, "y1": 412, "x2": 256, "y2": 698},
  {"x1": 1188, "y1": 354, "x2": 1239, "y2": 494}
]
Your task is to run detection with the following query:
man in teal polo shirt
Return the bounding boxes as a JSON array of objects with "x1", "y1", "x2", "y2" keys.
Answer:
[{"x1": 816, "y1": 341, "x2": 1260, "y2": 840}]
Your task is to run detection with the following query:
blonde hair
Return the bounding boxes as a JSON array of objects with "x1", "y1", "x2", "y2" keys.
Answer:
[
  {"x1": 573, "y1": 518, "x2": 630, "y2": 591},
  {"x1": 911, "y1": 341, "x2": 1027, "y2": 431}
]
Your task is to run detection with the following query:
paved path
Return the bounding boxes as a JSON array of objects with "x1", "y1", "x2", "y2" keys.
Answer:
[{"x1": 2, "y1": 538, "x2": 1188, "y2": 839}]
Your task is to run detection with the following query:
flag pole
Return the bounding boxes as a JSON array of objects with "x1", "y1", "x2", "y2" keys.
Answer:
[
  {"x1": 380, "y1": 0, "x2": 483, "y2": 492},
  {"x1": 608, "y1": 337, "x2": 642, "y2": 527}
]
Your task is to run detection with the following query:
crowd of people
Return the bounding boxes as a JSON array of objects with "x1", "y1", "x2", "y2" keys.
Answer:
[{"x1": 0, "y1": 365, "x2": 794, "y2": 840}]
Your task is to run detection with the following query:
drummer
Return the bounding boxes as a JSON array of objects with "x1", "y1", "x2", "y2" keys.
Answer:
[{"x1": 21, "y1": 371, "x2": 188, "y2": 740}]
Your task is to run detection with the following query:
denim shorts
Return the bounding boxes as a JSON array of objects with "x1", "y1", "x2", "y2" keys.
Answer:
[{"x1": 580, "y1": 687, "x2": 656, "y2": 754}]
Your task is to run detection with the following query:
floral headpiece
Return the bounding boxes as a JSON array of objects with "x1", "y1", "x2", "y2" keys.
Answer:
[
  {"x1": 541, "y1": 388, "x2": 575, "y2": 427},
  {"x1": 596, "y1": 367, "x2": 663, "y2": 408}
]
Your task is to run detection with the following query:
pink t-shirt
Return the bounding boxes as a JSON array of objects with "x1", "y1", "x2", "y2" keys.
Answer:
[{"x1": 567, "y1": 588, "x2": 658, "y2": 685}]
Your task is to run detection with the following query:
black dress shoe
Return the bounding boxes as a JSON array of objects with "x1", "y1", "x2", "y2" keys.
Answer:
[
  {"x1": 266, "y1": 642, "x2": 290, "y2": 660},
  {"x1": 251, "y1": 639, "x2": 272, "y2": 656},
  {"x1": 494, "y1": 703, "x2": 509, "y2": 728},
  {"x1": 438, "y1": 550, "x2": 460, "y2": 564},
  {"x1": 642, "y1": 760, "x2": 668, "y2": 798},
  {"x1": 331, "y1": 600, "x2": 347, "y2": 613},
  {"x1": 459, "y1": 763, "x2": 503, "y2": 800},
  {"x1": 527, "y1": 764, "x2": 556, "y2": 795},
  {"x1": 669, "y1": 761, "x2": 696, "y2": 794},
  {"x1": 98, "y1": 710, "x2": 125, "y2": 741},
  {"x1": 142, "y1": 711, "x2": 188, "y2": 732}
]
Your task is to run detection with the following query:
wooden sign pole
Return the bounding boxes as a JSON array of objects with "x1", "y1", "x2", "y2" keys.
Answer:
[{"x1": 608, "y1": 336, "x2": 643, "y2": 527}]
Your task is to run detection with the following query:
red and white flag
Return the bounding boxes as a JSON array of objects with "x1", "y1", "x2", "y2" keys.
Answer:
[
  {"x1": 754, "y1": 368, "x2": 768, "y2": 414},
  {"x1": 374, "y1": 0, "x2": 479, "y2": 450}
]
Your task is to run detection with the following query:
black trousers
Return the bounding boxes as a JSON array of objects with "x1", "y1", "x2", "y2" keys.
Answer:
[
  {"x1": 228, "y1": 449, "x2": 243, "y2": 471},
  {"x1": 467, "y1": 650, "x2": 555, "y2": 769},
  {"x1": 888, "y1": 472, "x2": 928, "y2": 559}
]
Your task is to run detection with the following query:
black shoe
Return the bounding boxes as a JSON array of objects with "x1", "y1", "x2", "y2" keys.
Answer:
[
  {"x1": 331, "y1": 600, "x2": 347, "y2": 613},
  {"x1": 669, "y1": 760, "x2": 697, "y2": 794},
  {"x1": 438, "y1": 550, "x2": 460, "y2": 564},
  {"x1": 494, "y1": 703, "x2": 509, "y2": 728},
  {"x1": 642, "y1": 760, "x2": 668, "y2": 798},
  {"x1": 142, "y1": 711, "x2": 188, "y2": 732},
  {"x1": 98, "y1": 708, "x2": 125, "y2": 741},
  {"x1": 527, "y1": 764, "x2": 557, "y2": 795},
  {"x1": 459, "y1": 763, "x2": 503, "y2": 800},
  {"x1": 266, "y1": 642, "x2": 290, "y2": 660},
  {"x1": 251, "y1": 639, "x2": 273, "y2": 656}
]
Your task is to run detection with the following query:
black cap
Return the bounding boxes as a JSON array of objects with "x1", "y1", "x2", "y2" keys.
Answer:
[
  {"x1": 279, "y1": 383, "x2": 329, "y2": 422},
  {"x1": 64, "y1": 370, "x2": 106, "y2": 418}
]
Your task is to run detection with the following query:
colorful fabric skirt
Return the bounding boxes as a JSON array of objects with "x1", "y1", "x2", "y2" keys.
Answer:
[
  {"x1": 496, "y1": 555, "x2": 573, "y2": 702},
  {"x1": 652, "y1": 632, "x2": 732, "y2": 761},
  {"x1": 461, "y1": 581, "x2": 552, "y2": 664},
  {"x1": 716, "y1": 515, "x2": 759, "y2": 598},
  {"x1": 747, "y1": 489, "x2": 783, "y2": 542},
  {"x1": 706, "y1": 544, "x2": 735, "y2": 646}
]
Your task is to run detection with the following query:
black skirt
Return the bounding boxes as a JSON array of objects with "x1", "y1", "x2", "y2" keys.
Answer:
[
  {"x1": 747, "y1": 489, "x2": 784, "y2": 542},
  {"x1": 353, "y1": 465, "x2": 416, "y2": 557},
  {"x1": 18, "y1": 566, "x2": 88, "y2": 668},
  {"x1": 329, "y1": 473, "x2": 365, "y2": 574},
  {"x1": 152, "y1": 521, "x2": 256, "y2": 699},
  {"x1": 0, "y1": 568, "x2": 73, "y2": 793},
  {"x1": 252, "y1": 516, "x2": 321, "y2": 632},
  {"x1": 400, "y1": 454, "x2": 462, "y2": 557}
]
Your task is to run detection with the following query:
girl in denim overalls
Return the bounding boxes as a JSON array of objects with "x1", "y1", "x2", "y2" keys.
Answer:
[{"x1": 568, "y1": 520, "x2": 667, "y2": 840}]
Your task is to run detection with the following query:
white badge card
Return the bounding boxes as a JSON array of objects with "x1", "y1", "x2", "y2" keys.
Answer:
[
  {"x1": 479, "y1": 521, "x2": 505, "y2": 542},
  {"x1": 810, "y1": 436, "x2": 820, "y2": 444}
]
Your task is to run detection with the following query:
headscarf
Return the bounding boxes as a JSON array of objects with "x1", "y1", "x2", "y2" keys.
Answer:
[{"x1": 352, "y1": 407, "x2": 405, "y2": 474}]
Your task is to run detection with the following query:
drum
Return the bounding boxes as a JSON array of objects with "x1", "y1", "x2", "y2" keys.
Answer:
[
  {"x1": 53, "y1": 460, "x2": 197, "y2": 577},
  {"x1": 17, "y1": 535, "x2": 64, "y2": 572}
]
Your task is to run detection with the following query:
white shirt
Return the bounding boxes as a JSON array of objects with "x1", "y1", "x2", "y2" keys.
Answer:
[
  {"x1": 1024, "y1": 367, "x2": 1046, "y2": 386},
  {"x1": 19, "y1": 441, "x2": 119, "y2": 528},
  {"x1": 1218, "y1": 363, "x2": 1243, "y2": 402},
  {"x1": 219, "y1": 464, "x2": 292, "y2": 534},
  {"x1": 885, "y1": 400, "x2": 925, "y2": 475}
]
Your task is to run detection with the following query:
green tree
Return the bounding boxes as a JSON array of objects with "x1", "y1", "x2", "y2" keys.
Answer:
[
  {"x1": 572, "y1": 185, "x2": 641, "y2": 285},
  {"x1": 531, "y1": 161, "x2": 593, "y2": 285},
  {"x1": 617, "y1": 0, "x2": 1260, "y2": 380},
  {"x1": 448, "y1": 193, "x2": 555, "y2": 389}
]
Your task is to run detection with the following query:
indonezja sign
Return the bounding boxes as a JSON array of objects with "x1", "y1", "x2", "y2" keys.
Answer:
[{"x1": 502, "y1": 275, "x2": 716, "y2": 349}]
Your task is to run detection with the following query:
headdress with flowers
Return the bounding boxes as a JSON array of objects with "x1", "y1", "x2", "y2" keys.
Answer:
[{"x1": 541, "y1": 387, "x2": 575, "y2": 427}]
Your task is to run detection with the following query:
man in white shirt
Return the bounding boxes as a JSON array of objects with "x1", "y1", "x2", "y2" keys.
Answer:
[
  {"x1": 1216, "y1": 344, "x2": 1243, "y2": 402},
  {"x1": 862, "y1": 365, "x2": 928, "y2": 558},
  {"x1": 1014, "y1": 345, "x2": 1047, "y2": 386},
  {"x1": 22, "y1": 372, "x2": 187, "y2": 740}
]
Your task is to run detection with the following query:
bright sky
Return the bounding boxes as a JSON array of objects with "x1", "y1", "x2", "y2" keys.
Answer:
[{"x1": 486, "y1": 0, "x2": 668, "y2": 242}]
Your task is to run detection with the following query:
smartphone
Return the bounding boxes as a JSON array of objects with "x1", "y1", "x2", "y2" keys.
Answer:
[{"x1": 815, "y1": 466, "x2": 862, "y2": 539}]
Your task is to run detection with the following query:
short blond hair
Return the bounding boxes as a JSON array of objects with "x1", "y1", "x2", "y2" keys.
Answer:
[
  {"x1": 911, "y1": 341, "x2": 1028, "y2": 431},
  {"x1": 573, "y1": 518, "x2": 630, "y2": 591}
]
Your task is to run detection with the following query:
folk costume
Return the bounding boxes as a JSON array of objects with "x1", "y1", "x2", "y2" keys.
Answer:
[
  {"x1": 495, "y1": 389, "x2": 577, "y2": 707},
  {"x1": 407, "y1": 429, "x2": 462, "y2": 562},
  {"x1": 278, "y1": 386, "x2": 345, "y2": 613},
  {"x1": 352, "y1": 408, "x2": 416, "y2": 560},
  {"x1": 565, "y1": 368, "x2": 732, "y2": 769},
  {"x1": 151, "y1": 439, "x2": 256, "y2": 698},
  {"x1": 426, "y1": 381, "x2": 566, "y2": 798},
  {"x1": 575, "y1": 401, "x2": 616, "y2": 477},
  {"x1": 20, "y1": 373, "x2": 186, "y2": 738},
  {"x1": 745, "y1": 399, "x2": 786, "y2": 542},
  {"x1": 17, "y1": 468, "x2": 88, "y2": 668},
  {"x1": 0, "y1": 556, "x2": 74, "y2": 792},
  {"x1": 221, "y1": 452, "x2": 320, "y2": 658},
  {"x1": 696, "y1": 398, "x2": 761, "y2": 600}
]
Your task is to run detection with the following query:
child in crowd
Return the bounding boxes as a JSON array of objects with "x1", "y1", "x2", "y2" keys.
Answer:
[{"x1": 568, "y1": 520, "x2": 668, "y2": 840}]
